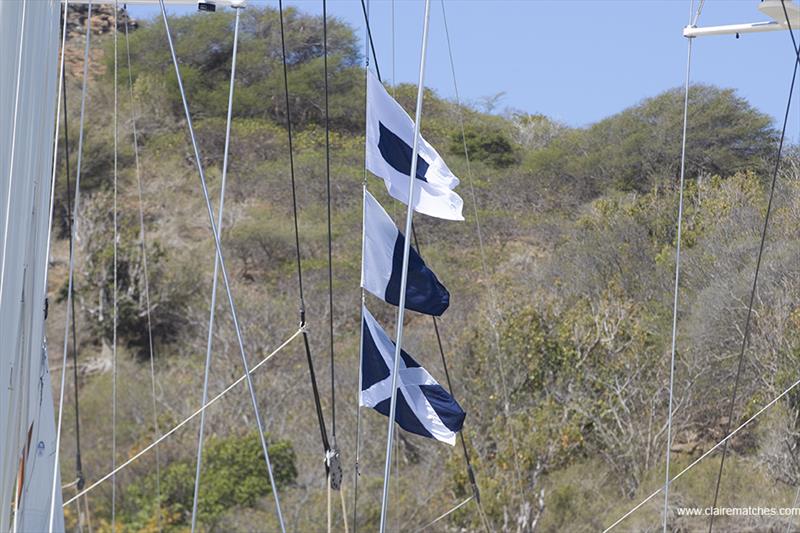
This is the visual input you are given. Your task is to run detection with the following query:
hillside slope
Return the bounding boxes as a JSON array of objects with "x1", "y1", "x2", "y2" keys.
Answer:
[{"x1": 47, "y1": 6, "x2": 800, "y2": 532}]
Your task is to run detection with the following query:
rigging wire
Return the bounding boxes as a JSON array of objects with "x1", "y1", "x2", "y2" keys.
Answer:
[
  {"x1": 61, "y1": 51, "x2": 85, "y2": 502},
  {"x1": 320, "y1": 0, "x2": 342, "y2": 528},
  {"x1": 691, "y1": 0, "x2": 706, "y2": 28},
  {"x1": 276, "y1": 0, "x2": 332, "y2": 468},
  {"x1": 111, "y1": 4, "x2": 119, "y2": 530},
  {"x1": 707, "y1": 6, "x2": 799, "y2": 530},
  {"x1": 359, "y1": 0, "x2": 381, "y2": 82},
  {"x1": 122, "y1": 5, "x2": 162, "y2": 528},
  {"x1": 320, "y1": 2, "x2": 342, "y2": 504},
  {"x1": 378, "y1": 4, "x2": 432, "y2": 531},
  {"x1": 63, "y1": 329, "x2": 304, "y2": 507},
  {"x1": 437, "y1": 1, "x2": 507, "y2": 529},
  {"x1": 190, "y1": 6, "x2": 242, "y2": 532},
  {"x1": 156, "y1": 2, "x2": 287, "y2": 530},
  {"x1": 50, "y1": 1, "x2": 93, "y2": 529},
  {"x1": 390, "y1": 7, "x2": 399, "y2": 531},
  {"x1": 663, "y1": 1, "x2": 694, "y2": 529},
  {"x1": 323, "y1": 0, "x2": 336, "y2": 449},
  {"x1": 409, "y1": 225, "x2": 490, "y2": 531},
  {"x1": 413, "y1": 495, "x2": 473, "y2": 532},
  {"x1": 352, "y1": 2, "x2": 371, "y2": 529},
  {"x1": 604, "y1": 371, "x2": 800, "y2": 532}
]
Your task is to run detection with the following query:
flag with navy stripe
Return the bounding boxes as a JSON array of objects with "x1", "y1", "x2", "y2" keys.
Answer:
[
  {"x1": 365, "y1": 70, "x2": 464, "y2": 221},
  {"x1": 361, "y1": 190, "x2": 450, "y2": 316},
  {"x1": 360, "y1": 305, "x2": 465, "y2": 445}
]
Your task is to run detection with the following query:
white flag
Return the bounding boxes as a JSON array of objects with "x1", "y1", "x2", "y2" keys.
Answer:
[
  {"x1": 365, "y1": 70, "x2": 464, "y2": 221},
  {"x1": 361, "y1": 190, "x2": 450, "y2": 316},
  {"x1": 360, "y1": 305, "x2": 465, "y2": 445}
]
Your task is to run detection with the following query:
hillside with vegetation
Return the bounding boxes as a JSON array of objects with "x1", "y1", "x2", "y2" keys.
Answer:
[{"x1": 48, "y1": 5, "x2": 800, "y2": 532}]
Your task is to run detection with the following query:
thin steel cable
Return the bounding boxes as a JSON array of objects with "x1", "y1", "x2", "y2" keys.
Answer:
[
  {"x1": 414, "y1": 496, "x2": 473, "y2": 533},
  {"x1": 352, "y1": 0, "x2": 371, "y2": 526},
  {"x1": 63, "y1": 329, "x2": 304, "y2": 507},
  {"x1": 663, "y1": 2, "x2": 694, "y2": 529},
  {"x1": 190, "y1": 7, "x2": 241, "y2": 532},
  {"x1": 352, "y1": 298, "x2": 365, "y2": 533},
  {"x1": 691, "y1": 0, "x2": 706, "y2": 27},
  {"x1": 379, "y1": 4, "x2": 432, "y2": 532},
  {"x1": 604, "y1": 372, "x2": 800, "y2": 532},
  {"x1": 708, "y1": 8, "x2": 799, "y2": 530},
  {"x1": 0, "y1": 0, "x2": 27, "y2": 311},
  {"x1": 61, "y1": 57, "x2": 85, "y2": 497},
  {"x1": 391, "y1": 0, "x2": 395, "y2": 89},
  {"x1": 322, "y1": 0, "x2": 337, "y2": 447},
  {"x1": 111, "y1": 4, "x2": 119, "y2": 529},
  {"x1": 122, "y1": 7, "x2": 162, "y2": 528},
  {"x1": 50, "y1": 2, "x2": 92, "y2": 529},
  {"x1": 353, "y1": 0, "x2": 372, "y2": 533},
  {"x1": 391, "y1": 10, "x2": 399, "y2": 532},
  {"x1": 276, "y1": 0, "x2": 331, "y2": 460},
  {"x1": 156, "y1": 3, "x2": 287, "y2": 530},
  {"x1": 439, "y1": 0, "x2": 514, "y2": 521}
]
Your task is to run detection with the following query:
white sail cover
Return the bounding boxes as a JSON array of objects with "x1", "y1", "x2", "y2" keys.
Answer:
[{"x1": 0, "y1": 0, "x2": 65, "y2": 531}]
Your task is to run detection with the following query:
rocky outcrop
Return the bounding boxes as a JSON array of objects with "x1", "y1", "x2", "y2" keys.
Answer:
[
  {"x1": 64, "y1": 4, "x2": 137, "y2": 40},
  {"x1": 62, "y1": 5, "x2": 139, "y2": 80}
]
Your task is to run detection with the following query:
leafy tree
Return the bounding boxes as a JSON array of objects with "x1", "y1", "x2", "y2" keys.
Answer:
[
  {"x1": 524, "y1": 85, "x2": 777, "y2": 193},
  {"x1": 122, "y1": 431, "x2": 296, "y2": 530},
  {"x1": 117, "y1": 7, "x2": 363, "y2": 131},
  {"x1": 450, "y1": 124, "x2": 518, "y2": 168},
  {"x1": 74, "y1": 191, "x2": 196, "y2": 357}
]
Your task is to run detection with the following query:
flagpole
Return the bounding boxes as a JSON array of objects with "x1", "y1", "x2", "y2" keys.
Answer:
[{"x1": 378, "y1": 1, "x2": 431, "y2": 532}]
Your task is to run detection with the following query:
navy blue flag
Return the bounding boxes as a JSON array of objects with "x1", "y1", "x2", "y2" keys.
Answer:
[
  {"x1": 360, "y1": 305, "x2": 465, "y2": 445},
  {"x1": 378, "y1": 122, "x2": 430, "y2": 183},
  {"x1": 361, "y1": 190, "x2": 450, "y2": 316},
  {"x1": 365, "y1": 70, "x2": 464, "y2": 221}
]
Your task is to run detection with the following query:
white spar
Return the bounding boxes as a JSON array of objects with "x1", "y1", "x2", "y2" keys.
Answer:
[{"x1": 683, "y1": 0, "x2": 800, "y2": 38}]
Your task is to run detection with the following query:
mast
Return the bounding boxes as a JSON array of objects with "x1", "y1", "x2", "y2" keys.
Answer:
[{"x1": 0, "y1": 0, "x2": 65, "y2": 531}]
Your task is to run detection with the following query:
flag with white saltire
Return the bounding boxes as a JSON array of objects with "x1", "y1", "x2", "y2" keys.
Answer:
[
  {"x1": 361, "y1": 190, "x2": 450, "y2": 316},
  {"x1": 360, "y1": 305, "x2": 465, "y2": 445},
  {"x1": 365, "y1": 69, "x2": 464, "y2": 221}
]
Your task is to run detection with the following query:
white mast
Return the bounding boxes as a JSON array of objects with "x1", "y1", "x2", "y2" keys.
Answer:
[{"x1": 0, "y1": 0, "x2": 65, "y2": 531}]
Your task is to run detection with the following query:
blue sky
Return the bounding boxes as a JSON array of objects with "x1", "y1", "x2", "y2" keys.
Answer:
[{"x1": 130, "y1": 1, "x2": 799, "y2": 141}]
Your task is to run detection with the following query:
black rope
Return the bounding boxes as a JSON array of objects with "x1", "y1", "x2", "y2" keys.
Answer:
[
  {"x1": 359, "y1": 0, "x2": 381, "y2": 82},
  {"x1": 276, "y1": 0, "x2": 331, "y2": 460},
  {"x1": 323, "y1": 0, "x2": 336, "y2": 444},
  {"x1": 708, "y1": 5, "x2": 799, "y2": 529},
  {"x1": 62, "y1": 65, "x2": 85, "y2": 492},
  {"x1": 355, "y1": 0, "x2": 484, "y2": 513},
  {"x1": 411, "y1": 225, "x2": 481, "y2": 504}
]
